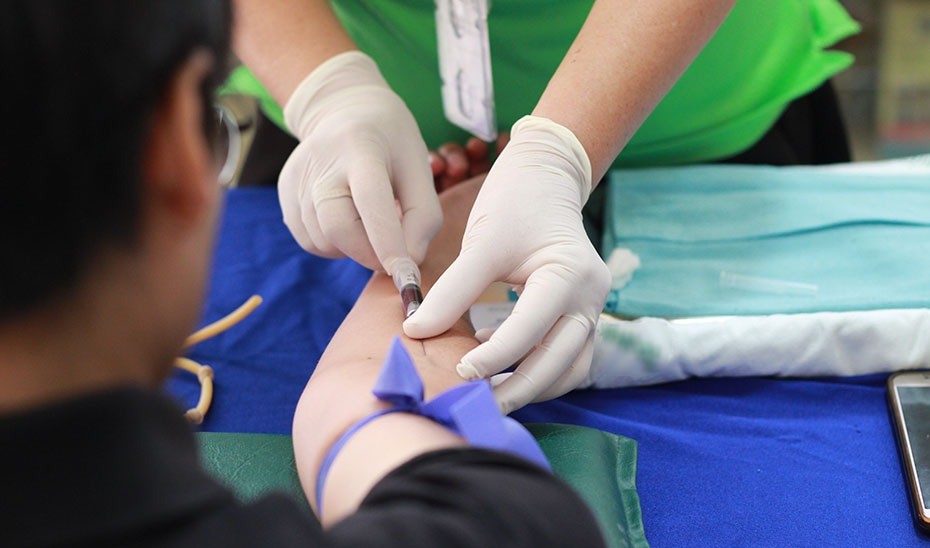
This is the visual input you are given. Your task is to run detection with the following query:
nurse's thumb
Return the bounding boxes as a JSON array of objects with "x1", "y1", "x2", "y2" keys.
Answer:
[{"x1": 403, "y1": 251, "x2": 494, "y2": 339}]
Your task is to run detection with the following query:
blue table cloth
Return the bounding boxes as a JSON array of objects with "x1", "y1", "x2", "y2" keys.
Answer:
[{"x1": 169, "y1": 188, "x2": 926, "y2": 547}]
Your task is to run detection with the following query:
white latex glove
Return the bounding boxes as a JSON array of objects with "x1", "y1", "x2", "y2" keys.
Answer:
[
  {"x1": 279, "y1": 51, "x2": 442, "y2": 274},
  {"x1": 404, "y1": 115, "x2": 611, "y2": 414}
]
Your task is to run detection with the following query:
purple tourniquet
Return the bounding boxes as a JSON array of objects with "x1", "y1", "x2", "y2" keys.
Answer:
[{"x1": 314, "y1": 337, "x2": 550, "y2": 512}]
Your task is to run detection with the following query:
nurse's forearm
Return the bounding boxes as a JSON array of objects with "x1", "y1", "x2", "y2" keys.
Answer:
[
  {"x1": 232, "y1": 0, "x2": 357, "y2": 105},
  {"x1": 533, "y1": 0, "x2": 736, "y2": 181}
]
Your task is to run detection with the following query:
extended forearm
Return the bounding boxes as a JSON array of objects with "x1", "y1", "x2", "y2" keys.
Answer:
[
  {"x1": 292, "y1": 178, "x2": 485, "y2": 525},
  {"x1": 232, "y1": 0, "x2": 356, "y2": 104},
  {"x1": 534, "y1": 0, "x2": 736, "y2": 181}
]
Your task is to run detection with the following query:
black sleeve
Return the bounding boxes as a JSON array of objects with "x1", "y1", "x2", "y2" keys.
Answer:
[{"x1": 324, "y1": 448, "x2": 606, "y2": 548}]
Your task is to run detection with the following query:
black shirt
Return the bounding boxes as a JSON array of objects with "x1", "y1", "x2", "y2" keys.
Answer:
[{"x1": 1, "y1": 388, "x2": 605, "y2": 547}]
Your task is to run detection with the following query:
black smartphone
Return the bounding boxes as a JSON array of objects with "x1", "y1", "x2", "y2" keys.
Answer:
[{"x1": 888, "y1": 371, "x2": 930, "y2": 535}]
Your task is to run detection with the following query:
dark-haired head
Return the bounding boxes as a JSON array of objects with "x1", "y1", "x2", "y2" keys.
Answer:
[
  {"x1": 0, "y1": 0, "x2": 232, "y2": 322},
  {"x1": 0, "y1": 2, "x2": 234, "y2": 404}
]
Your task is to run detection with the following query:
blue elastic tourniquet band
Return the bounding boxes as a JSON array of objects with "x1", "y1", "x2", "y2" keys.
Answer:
[{"x1": 315, "y1": 336, "x2": 550, "y2": 513}]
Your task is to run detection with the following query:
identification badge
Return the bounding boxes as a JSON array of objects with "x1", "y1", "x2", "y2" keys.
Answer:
[{"x1": 434, "y1": 0, "x2": 497, "y2": 141}]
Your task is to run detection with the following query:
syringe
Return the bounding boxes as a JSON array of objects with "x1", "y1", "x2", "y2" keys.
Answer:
[{"x1": 390, "y1": 258, "x2": 423, "y2": 319}]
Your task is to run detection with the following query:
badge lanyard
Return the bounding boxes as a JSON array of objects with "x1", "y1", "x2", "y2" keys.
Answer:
[{"x1": 434, "y1": 0, "x2": 497, "y2": 141}]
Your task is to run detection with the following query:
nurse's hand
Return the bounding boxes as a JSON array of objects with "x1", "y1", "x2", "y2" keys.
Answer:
[
  {"x1": 404, "y1": 116, "x2": 611, "y2": 414},
  {"x1": 279, "y1": 51, "x2": 442, "y2": 273}
]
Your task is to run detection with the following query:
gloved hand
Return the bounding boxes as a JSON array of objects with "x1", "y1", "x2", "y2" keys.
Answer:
[
  {"x1": 279, "y1": 51, "x2": 442, "y2": 274},
  {"x1": 404, "y1": 115, "x2": 611, "y2": 414}
]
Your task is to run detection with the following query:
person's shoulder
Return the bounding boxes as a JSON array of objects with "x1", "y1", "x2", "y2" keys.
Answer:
[{"x1": 141, "y1": 493, "x2": 323, "y2": 548}]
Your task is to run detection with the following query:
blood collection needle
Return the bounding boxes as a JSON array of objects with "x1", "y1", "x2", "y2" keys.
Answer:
[{"x1": 391, "y1": 258, "x2": 423, "y2": 319}]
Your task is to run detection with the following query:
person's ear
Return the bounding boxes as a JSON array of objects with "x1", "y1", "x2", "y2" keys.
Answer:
[{"x1": 142, "y1": 50, "x2": 216, "y2": 225}]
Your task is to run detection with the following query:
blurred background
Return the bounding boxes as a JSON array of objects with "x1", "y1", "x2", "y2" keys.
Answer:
[{"x1": 835, "y1": 0, "x2": 930, "y2": 160}]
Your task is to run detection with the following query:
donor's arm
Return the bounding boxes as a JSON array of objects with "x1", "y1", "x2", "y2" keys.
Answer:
[{"x1": 292, "y1": 176, "x2": 605, "y2": 547}]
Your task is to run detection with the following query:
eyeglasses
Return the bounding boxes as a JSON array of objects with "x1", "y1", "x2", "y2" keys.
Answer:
[{"x1": 212, "y1": 103, "x2": 242, "y2": 187}]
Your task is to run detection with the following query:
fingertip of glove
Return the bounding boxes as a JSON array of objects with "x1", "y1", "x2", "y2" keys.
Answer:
[
  {"x1": 456, "y1": 361, "x2": 481, "y2": 381},
  {"x1": 489, "y1": 372, "x2": 511, "y2": 387},
  {"x1": 494, "y1": 394, "x2": 513, "y2": 416},
  {"x1": 401, "y1": 317, "x2": 421, "y2": 338},
  {"x1": 402, "y1": 316, "x2": 438, "y2": 339},
  {"x1": 491, "y1": 372, "x2": 536, "y2": 415},
  {"x1": 473, "y1": 327, "x2": 495, "y2": 343}
]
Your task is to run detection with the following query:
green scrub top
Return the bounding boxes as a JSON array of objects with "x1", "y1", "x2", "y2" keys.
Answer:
[{"x1": 224, "y1": 0, "x2": 859, "y2": 168}]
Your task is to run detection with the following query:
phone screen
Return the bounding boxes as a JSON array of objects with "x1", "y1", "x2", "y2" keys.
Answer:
[{"x1": 897, "y1": 386, "x2": 930, "y2": 513}]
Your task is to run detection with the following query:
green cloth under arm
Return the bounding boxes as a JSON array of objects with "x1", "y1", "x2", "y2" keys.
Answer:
[
  {"x1": 198, "y1": 423, "x2": 647, "y2": 548},
  {"x1": 223, "y1": 0, "x2": 858, "y2": 168}
]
